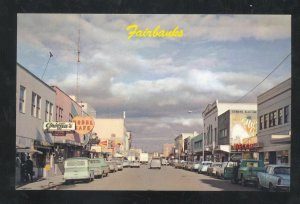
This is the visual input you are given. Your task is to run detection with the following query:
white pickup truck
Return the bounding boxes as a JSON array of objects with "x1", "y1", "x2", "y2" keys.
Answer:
[{"x1": 257, "y1": 165, "x2": 290, "y2": 192}]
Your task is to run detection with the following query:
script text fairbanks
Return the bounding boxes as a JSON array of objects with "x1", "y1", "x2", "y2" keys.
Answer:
[{"x1": 126, "y1": 24, "x2": 184, "y2": 39}]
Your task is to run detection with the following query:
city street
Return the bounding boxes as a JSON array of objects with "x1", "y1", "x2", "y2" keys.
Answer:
[{"x1": 56, "y1": 165, "x2": 258, "y2": 191}]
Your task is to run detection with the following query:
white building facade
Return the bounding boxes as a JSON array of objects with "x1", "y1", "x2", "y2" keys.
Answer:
[{"x1": 257, "y1": 78, "x2": 291, "y2": 165}]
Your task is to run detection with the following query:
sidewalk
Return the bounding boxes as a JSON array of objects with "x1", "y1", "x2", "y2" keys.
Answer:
[{"x1": 16, "y1": 175, "x2": 65, "y2": 190}]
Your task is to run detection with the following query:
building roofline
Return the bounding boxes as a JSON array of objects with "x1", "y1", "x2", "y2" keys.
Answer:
[
  {"x1": 51, "y1": 85, "x2": 82, "y2": 106},
  {"x1": 257, "y1": 77, "x2": 291, "y2": 98},
  {"x1": 17, "y1": 63, "x2": 56, "y2": 93}
]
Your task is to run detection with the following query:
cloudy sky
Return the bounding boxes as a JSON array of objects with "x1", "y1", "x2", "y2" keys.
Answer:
[{"x1": 17, "y1": 14, "x2": 291, "y2": 152}]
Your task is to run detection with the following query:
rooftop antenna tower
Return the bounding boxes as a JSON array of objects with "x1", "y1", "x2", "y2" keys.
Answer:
[{"x1": 76, "y1": 28, "x2": 80, "y2": 102}]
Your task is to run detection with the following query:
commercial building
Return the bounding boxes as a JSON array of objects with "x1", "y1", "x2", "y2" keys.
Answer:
[
  {"x1": 174, "y1": 132, "x2": 198, "y2": 160},
  {"x1": 93, "y1": 118, "x2": 127, "y2": 157},
  {"x1": 202, "y1": 100, "x2": 257, "y2": 161},
  {"x1": 218, "y1": 108, "x2": 258, "y2": 162},
  {"x1": 190, "y1": 133, "x2": 203, "y2": 161},
  {"x1": 50, "y1": 86, "x2": 86, "y2": 175},
  {"x1": 257, "y1": 78, "x2": 291, "y2": 165},
  {"x1": 163, "y1": 144, "x2": 174, "y2": 158},
  {"x1": 16, "y1": 63, "x2": 56, "y2": 183}
]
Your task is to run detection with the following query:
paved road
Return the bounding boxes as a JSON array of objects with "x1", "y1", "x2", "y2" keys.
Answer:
[{"x1": 57, "y1": 165, "x2": 258, "y2": 191}]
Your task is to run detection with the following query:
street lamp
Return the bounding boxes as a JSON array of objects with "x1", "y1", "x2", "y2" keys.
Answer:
[{"x1": 188, "y1": 110, "x2": 205, "y2": 162}]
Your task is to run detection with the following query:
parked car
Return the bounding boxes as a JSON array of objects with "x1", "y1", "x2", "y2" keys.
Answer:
[
  {"x1": 149, "y1": 158, "x2": 162, "y2": 169},
  {"x1": 215, "y1": 161, "x2": 237, "y2": 179},
  {"x1": 106, "y1": 161, "x2": 118, "y2": 173},
  {"x1": 171, "y1": 159, "x2": 179, "y2": 167},
  {"x1": 179, "y1": 160, "x2": 187, "y2": 169},
  {"x1": 185, "y1": 161, "x2": 194, "y2": 171},
  {"x1": 130, "y1": 160, "x2": 141, "y2": 168},
  {"x1": 161, "y1": 159, "x2": 169, "y2": 166},
  {"x1": 192, "y1": 161, "x2": 200, "y2": 172},
  {"x1": 207, "y1": 162, "x2": 222, "y2": 176},
  {"x1": 122, "y1": 160, "x2": 130, "y2": 168},
  {"x1": 174, "y1": 160, "x2": 181, "y2": 169},
  {"x1": 112, "y1": 159, "x2": 123, "y2": 171},
  {"x1": 198, "y1": 161, "x2": 213, "y2": 174},
  {"x1": 257, "y1": 165, "x2": 290, "y2": 191},
  {"x1": 89, "y1": 158, "x2": 109, "y2": 178},
  {"x1": 64, "y1": 157, "x2": 94, "y2": 183},
  {"x1": 237, "y1": 159, "x2": 265, "y2": 186}
]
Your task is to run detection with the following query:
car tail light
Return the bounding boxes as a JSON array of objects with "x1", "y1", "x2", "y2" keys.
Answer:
[{"x1": 278, "y1": 178, "x2": 282, "y2": 185}]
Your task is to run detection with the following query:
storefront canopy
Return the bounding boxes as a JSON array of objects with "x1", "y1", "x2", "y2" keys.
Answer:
[
  {"x1": 16, "y1": 148, "x2": 43, "y2": 154},
  {"x1": 114, "y1": 153, "x2": 124, "y2": 158}
]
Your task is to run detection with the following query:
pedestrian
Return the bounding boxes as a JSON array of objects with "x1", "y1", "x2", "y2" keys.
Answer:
[
  {"x1": 20, "y1": 154, "x2": 26, "y2": 183},
  {"x1": 25, "y1": 155, "x2": 34, "y2": 182}
]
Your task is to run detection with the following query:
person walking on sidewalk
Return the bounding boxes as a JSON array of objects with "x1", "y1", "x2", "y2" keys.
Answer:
[{"x1": 25, "y1": 156, "x2": 34, "y2": 182}]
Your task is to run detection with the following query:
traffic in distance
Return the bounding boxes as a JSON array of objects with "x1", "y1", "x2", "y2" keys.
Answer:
[{"x1": 60, "y1": 156, "x2": 290, "y2": 191}]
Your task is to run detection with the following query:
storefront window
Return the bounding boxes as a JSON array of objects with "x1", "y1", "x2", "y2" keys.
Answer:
[
  {"x1": 276, "y1": 150, "x2": 289, "y2": 164},
  {"x1": 264, "y1": 152, "x2": 269, "y2": 165}
]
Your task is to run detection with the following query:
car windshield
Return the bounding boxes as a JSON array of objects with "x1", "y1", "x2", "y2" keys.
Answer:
[
  {"x1": 66, "y1": 160, "x2": 86, "y2": 167},
  {"x1": 274, "y1": 167, "x2": 290, "y2": 175},
  {"x1": 213, "y1": 163, "x2": 221, "y2": 167},
  {"x1": 151, "y1": 159, "x2": 160, "y2": 164},
  {"x1": 246, "y1": 162, "x2": 258, "y2": 167},
  {"x1": 227, "y1": 162, "x2": 236, "y2": 167}
]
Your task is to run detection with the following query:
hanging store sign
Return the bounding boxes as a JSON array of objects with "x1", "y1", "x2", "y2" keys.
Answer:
[
  {"x1": 100, "y1": 140, "x2": 108, "y2": 147},
  {"x1": 72, "y1": 116, "x2": 95, "y2": 136},
  {"x1": 43, "y1": 122, "x2": 75, "y2": 131},
  {"x1": 52, "y1": 131, "x2": 66, "y2": 136}
]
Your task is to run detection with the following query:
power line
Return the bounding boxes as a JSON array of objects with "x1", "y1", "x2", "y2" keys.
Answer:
[{"x1": 236, "y1": 52, "x2": 291, "y2": 102}]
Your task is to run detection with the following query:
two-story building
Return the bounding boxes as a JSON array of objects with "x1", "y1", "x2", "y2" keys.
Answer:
[
  {"x1": 257, "y1": 78, "x2": 291, "y2": 165},
  {"x1": 218, "y1": 108, "x2": 258, "y2": 162},
  {"x1": 202, "y1": 100, "x2": 257, "y2": 161},
  {"x1": 16, "y1": 63, "x2": 56, "y2": 183},
  {"x1": 191, "y1": 133, "x2": 203, "y2": 161}
]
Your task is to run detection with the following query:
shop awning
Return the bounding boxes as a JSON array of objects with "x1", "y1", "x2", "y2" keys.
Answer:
[
  {"x1": 114, "y1": 153, "x2": 124, "y2": 158},
  {"x1": 271, "y1": 134, "x2": 290, "y2": 143},
  {"x1": 16, "y1": 148, "x2": 43, "y2": 154},
  {"x1": 214, "y1": 145, "x2": 230, "y2": 153},
  {"x1": 54, "y1": 139, "x2": 82, "y2": 146}
]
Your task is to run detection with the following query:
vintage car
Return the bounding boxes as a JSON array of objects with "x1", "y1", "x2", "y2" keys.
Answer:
[
  {"x1": 257, "y1": 165, "x2": 290, "y2": 191},
  {"x1": 174, "y1": 160, "x2": 181, "y2": 169},
  {"x1": 237, "y1": 159, "x2": 265, "y2": 186},
  {"x1": 149, "y1": 158, "x2": 162, "y2": 169},
  {"x1": 186, "y1": 161, "x2": 195, "y2": 171},
  {"x1": 215, "y1": 161, "x2": 237, "y2": 179},
  {"x1": 192, "y1": 161, "x2": 200, "y2": 172},
  {"x1": 63, "y1": 157, "x2": 94, "y2": 183},
  {"x1": 177, "y1": 160, "x2": 187, "y2": 169},
  {"x1": 106, "y1": 160, "x2": 118, "y2": 173},
  {"x1": 122, "y1": 160, "x2": 130, "y2": 168},
  {"x1": 207, "y1": 162, "x2": 222, "y2": 176},
  {"x1": 89, "y1": 158, "x2": 109, "y2": 178},
  {"x1": 130, "y1": 160, "x2": 141, "y2": 168},
  {"x1": 198, "y1": 161, "x2": 213, "y2": 174},
  {"x1": 111, "y1": 159, "x2": 123, "y2": 171}
]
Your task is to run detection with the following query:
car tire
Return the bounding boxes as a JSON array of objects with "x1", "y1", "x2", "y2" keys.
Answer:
[
  {"x1": 257, "y1": 179, "x2": 263, "y2": 190},
  {"x1": 269, "y1": 183, "x2": 275, "y2": 192}
]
